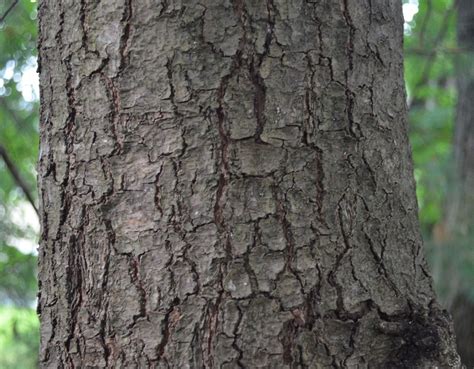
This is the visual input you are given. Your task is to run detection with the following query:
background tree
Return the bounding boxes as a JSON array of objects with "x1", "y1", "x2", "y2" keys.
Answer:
[
  {"x1": 443, "y1": 0, "x2": 474, "y2": 365},
  {"x1": 37, "y1": 0, "x2": 460, "y2": 368},
  {"x1": 405, "y1": 0, "x2": 474, "y2": 365}
]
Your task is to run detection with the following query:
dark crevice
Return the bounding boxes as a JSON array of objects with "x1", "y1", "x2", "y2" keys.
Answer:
[
  {"x1": 157, "y1": 298, "x2": 181, "y2": 362},
  {"x1": 129, "y1": 256, "x2": 148, "y2": 322}
]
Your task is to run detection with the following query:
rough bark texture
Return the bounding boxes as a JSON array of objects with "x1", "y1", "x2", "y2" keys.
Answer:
[
  {"x1": 37, "y1": 0, "x2": 460, "y2": 368},
  {"x1": 446, "y1": 0, "x2": 474, "y2": 366}
]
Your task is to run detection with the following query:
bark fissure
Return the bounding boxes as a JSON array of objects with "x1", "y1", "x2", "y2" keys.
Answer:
[{"x1": 37, "y1": 0, "x2": 460, "y2": 367}]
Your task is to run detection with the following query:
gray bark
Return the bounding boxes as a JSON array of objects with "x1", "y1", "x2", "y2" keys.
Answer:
[{"x1": 37, "y1": 0, "x2": 460, "y2": 368}]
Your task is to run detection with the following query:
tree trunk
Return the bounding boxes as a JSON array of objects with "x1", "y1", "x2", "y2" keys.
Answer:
[
  {"x1": 446, "y1": 0, "x2": 474, "y2": 237},
  {"x1": 445, "y1": 0, "x2": 474, "y2": 366},
  {"x1": 37, "y1": 0, "x2": 460, "y2": 368}
]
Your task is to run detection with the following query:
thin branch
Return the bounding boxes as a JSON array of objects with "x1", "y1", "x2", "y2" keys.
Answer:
[
  {"x1": 0, "y1": 0, "x2": 19, "y2": 23},
  {"x1": 417, "y1": 0, "x2": 433, "y2": 48},
  {"x1": 0, "y1": 144, "x2": 39, "y2": 216},
  {"x1": 405, "y1": 47, "x2": 468, "y2": 56}
]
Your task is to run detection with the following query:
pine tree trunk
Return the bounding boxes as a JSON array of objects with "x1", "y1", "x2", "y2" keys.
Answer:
[{"x1": 37, "y1": 0, "x2": 460, "y2": 367}]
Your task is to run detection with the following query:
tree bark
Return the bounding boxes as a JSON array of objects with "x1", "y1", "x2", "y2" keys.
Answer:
[{"x1": 37, "y1": 0, "x2": 460, "y2": 368}]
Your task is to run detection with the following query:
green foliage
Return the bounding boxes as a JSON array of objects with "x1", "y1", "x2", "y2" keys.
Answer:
[
  {"x1": 404, "y1": 0, "x2": 474, "y2": 310},
  {"x1": 0, "y1": 306, "x2": 39, "y2": 369},
  {"x1": 404, "y1": 0, "x2": 457, "y2": 231},
  {"x1": 1, "y1": 1, "x2": 40, "y2": 366},
  {"x1": 0, "y1": 0, "x2": 39, "y2": 299},
  {"x1": 0, "y1": 245, "x2": 37, "y2": 306},
  {"x1": 0, "y1": 0, "x2": 38, "y2": 205}
]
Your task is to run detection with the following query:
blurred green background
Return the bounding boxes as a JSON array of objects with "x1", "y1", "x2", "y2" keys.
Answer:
[{"x1": 0, "y1": 0, "x2": 472, "y2": 367}]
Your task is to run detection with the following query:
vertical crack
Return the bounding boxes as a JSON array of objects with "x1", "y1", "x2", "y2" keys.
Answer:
[
  {"x1": 272, "y1": 183, "x2": 305, "y2": 294},
  {"x1": 154, "y1": 165, "x2": 164, "y2": 216},
  {"x1": 341, "y1": 0, "x2": 361, "y2": 139},
  {"x1": 203, "y1": 291, "x2": 223, "y2": 369},
  {"x1": 364, "y1": 231, "x2": 400, "y2": 296},
  {"x1": 100, "y1": 218, "x2": 115, "y2": 367},
  {"x1": 232, "y1": 303, "x2": 244, "y2": 368},
  {"x1": 341, "y1": 0, "x2": 355, "y2": 71},
  {"x1": 118, "y1": 0, "x2": 133, "y2": 74},
  {"x1": 249, "y1": 61, "x2": 267, "y2": 143},
  {"x1": 165, "y1": 56, "x2": 179, "y2": 115},
  {"x1": 157, "y1": 298, "x2": 181, "y2": 363},
  {"x1": 263, "y1": 0, "x2": 276, "y2": 59},
  {"x1": 214, "y1": 103, "x2": 231, "y2": 234},
  {"x1": 327, "y1": 194, "x2": 354, "y2": 317},
  {"x1": 129, "y1": 256, "x2": 148, "y2": 322},
  {"x1": 101, "y1": 74, "x2": 124, "y2": 154}
]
